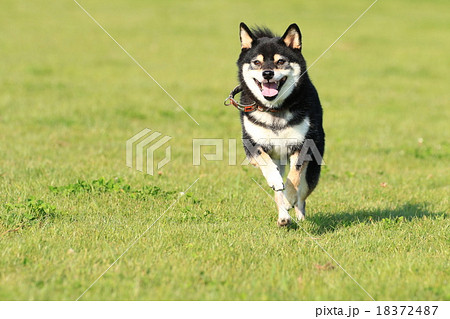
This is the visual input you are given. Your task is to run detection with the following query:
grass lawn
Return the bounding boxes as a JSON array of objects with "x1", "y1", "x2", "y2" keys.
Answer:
[{"x1": 0, "y1": 0, "x2": 448, "y2": 300}]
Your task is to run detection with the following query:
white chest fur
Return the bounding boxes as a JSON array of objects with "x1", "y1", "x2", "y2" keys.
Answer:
[{"x1": 243, "y1": 115, "x2": 310, "y2": 159}]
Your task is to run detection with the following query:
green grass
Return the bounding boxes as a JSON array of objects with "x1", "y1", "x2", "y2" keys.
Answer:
[{"x1": 0, "y1": 0, "x2": 449, "y2": 300}]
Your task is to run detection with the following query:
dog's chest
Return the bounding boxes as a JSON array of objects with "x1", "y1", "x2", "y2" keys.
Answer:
[{"x1": 243, "y1": 114, "x2": 310, "y2": 158}]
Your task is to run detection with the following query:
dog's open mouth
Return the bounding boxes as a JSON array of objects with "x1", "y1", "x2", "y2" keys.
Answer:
[{"x1": 254, "y1": 77, "x2": 287, "y2": 100}]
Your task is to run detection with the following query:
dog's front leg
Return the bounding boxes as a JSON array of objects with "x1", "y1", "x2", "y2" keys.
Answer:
[
  {"x1": 249, "y1": 147, "x2": 284, "y2": 191},
  {"x1": 274, "y1": 189, "x2": 292, "y2": 226},
  {"x1": 284, "y1": 151, "x2": 309, "y2": 220},
  {"x1": 249, "y1": 149, "x2": 292, "y2": 226}
]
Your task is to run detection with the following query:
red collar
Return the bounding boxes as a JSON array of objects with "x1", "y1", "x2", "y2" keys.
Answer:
[{"x1": 224, "y1": 85, "x2": 279, "y2": 113}]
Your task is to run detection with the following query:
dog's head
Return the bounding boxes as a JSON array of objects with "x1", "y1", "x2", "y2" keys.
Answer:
[{"x1": 237, "y1": 23, "x2": 306, "y2": 108}]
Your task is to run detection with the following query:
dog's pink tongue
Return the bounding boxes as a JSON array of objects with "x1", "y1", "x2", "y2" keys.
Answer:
[{"x1": 261, "y1": 82, "x2": 278, "y2": 97}]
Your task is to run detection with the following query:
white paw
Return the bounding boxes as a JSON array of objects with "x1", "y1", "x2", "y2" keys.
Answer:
[
  {"x1": 277, "y1": 210, "x2": 291, "y2": 227},
  {"x1": 277, "y1": 208, "x2": 291, "y2": 227},
  {"x1": 277, "y1": 217, "x2": 291, "y2": 227},
  {"x1": 265, "y1": 171, "x2": 284, "y2": 191}
]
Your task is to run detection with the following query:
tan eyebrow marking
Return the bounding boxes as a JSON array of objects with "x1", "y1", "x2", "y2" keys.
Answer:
[
  {"x1": 274, "y1": 54, "x2": 286, "y2": 62},
  {"x1": 254, "y1": 54, "x2": 263, "y2": 62}
]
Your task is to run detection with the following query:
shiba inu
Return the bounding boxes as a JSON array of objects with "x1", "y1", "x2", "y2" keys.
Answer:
[{"x1": 228, "y1": 23, "x2": 325, "y2": 226}]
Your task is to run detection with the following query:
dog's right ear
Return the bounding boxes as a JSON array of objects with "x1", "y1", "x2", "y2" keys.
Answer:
[{"x1": 240, "y1": 22, "x2": 255, "y2": 50}]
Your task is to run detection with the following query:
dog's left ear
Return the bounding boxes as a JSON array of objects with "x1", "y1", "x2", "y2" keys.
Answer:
[{"x1": 281, "y1": 24, "x2": 302, "y2": 50}]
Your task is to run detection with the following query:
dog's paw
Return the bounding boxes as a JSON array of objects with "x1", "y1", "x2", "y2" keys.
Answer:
[
  {"x1": 277, "y1": 208, "x2": 291, "y2": 227},
  {"x1": 277, "y1": 216, "x2": 291, "y2": 227},
  {"x1": 266, "y1": 171, "x2": 284, "y2": 191}
]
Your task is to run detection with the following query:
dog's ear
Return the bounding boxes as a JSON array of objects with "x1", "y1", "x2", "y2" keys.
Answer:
[
  {"x1": 240, "y1": 22, "x2": 255, "y2": 50},
  {"x1": 281, "y1": 24, "x2": 302, "y2": 50}
]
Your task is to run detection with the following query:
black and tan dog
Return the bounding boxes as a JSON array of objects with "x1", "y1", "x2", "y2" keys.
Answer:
[{"x1": 232, "y1": 23, "x2": 325, "y2": 226}]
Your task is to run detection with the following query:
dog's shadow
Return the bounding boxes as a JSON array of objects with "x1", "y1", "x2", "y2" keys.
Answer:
[{"x1": 289, "y1": 203, "x2": 446, "y2": 235}]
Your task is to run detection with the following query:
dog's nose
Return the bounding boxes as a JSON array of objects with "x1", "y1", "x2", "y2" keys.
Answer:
[{"x1": 262, "y1": 70, "x2": 274, "y2": 80}]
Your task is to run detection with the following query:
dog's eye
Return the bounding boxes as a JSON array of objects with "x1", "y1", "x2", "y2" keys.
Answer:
[
  {"x1": 252, "y1": 60, "x2": 262, "y2": 66},
  {"x1": 277, "y1": 59, "x2": 286, "y2": 66}
]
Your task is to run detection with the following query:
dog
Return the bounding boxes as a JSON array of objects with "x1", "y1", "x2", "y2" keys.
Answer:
[{"x1": 231, "y1": 23, "x2": 325, "y2": 226}]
